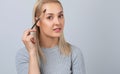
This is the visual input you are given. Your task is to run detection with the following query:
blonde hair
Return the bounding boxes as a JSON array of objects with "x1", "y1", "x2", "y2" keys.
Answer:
[{"x1": 32, "y1": 0, "x2": 71, "y2": 63}]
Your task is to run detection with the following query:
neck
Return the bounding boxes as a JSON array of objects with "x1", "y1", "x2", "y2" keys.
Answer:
[{"x1": 39, "y1": 35, "x2": 59, "y2": 48}]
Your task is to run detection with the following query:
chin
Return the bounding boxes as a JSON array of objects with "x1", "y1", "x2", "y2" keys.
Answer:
[
  {"x1": 53, "y1": 34, "x2": 61, "y2": 38},
  {"x1": 52, "y1": 33, "x2": 62, "y2": 38}
]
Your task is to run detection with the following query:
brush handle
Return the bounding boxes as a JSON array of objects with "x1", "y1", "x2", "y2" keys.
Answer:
[{"x1": 31, "y1": 18, "x2": 40, "y2": 29}]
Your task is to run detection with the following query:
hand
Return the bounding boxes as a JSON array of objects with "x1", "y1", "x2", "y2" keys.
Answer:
[{"x1": 22, "y1": 29, "x2": 37, "y2": 55}]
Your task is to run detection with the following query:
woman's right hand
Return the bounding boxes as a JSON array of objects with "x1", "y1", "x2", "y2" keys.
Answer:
[
  {"x1": 22, "y1": 29, "x2": 37, "y2": 55},
  {"x1": 22, "y1": 29, "x2": 41, "y2": 74}
]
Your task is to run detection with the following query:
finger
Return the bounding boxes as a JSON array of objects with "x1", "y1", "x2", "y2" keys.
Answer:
[
  {"x1": 30, "y1": 37, "x2": 36, "y2": 44},
  {"x1": 22, "y1": 29, "x2": 36, "y2": 42},
  {"x1": 22, "y1": 29, "x2": 31, "y2": 41},
  {"x1": 23, "y1": 34, "x2": 33, "y2": 43},
  {"x1": 24, "y1": 29, "x2": 36, "y2": 37},
  {"x1": 26, "y1": 35, "x2": 36, "y2": 44}
]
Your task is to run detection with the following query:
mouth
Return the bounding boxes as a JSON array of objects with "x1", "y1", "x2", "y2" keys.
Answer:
[{"x1": 53, "y1": 28, "x2": 62, "y2": 32}]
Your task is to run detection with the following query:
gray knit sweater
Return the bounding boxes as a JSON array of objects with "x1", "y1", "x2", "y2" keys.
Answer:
[{"x1": 15, "y1": 44, "x2": 86, "y2": 74}]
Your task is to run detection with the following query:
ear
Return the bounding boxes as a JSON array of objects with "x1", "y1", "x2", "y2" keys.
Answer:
[{"x1": 35, "y1": 17, "x2": 40, "y2": 27}]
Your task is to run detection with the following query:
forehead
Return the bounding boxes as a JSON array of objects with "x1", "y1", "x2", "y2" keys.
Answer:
[{"x1": 42, "y1": 2, "x2": 63, "y2": 14}]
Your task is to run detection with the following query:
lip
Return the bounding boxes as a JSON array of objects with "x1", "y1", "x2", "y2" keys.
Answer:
[{"x1": 53, "y1": 28, "x2": 62, "y2": 32}]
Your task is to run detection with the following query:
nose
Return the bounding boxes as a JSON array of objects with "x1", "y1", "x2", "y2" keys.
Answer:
[{"x1": 54, "y1": 17, "x2": 60, "y2": 25}]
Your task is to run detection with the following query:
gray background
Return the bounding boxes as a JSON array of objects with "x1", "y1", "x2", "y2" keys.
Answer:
[{"x1": 0, "y1": 0, "x2": 120, "y2": 74}]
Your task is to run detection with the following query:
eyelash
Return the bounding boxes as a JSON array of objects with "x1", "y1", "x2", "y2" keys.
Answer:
[
  {"x1": 47, "y1": 14, "x2": 64, "y2": 20},
  {"x1": 58, "y1": 14, "x2": 63, "y2": 18},
  {"x1": 47, "y1": 16, "x2": 53, "y2": 20}
]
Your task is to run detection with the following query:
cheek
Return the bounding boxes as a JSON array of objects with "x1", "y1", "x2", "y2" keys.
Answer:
[
  {"x1": 61, "y1": 19, "x2": 65, "y2": 27},
  {"x1": 44, "y1": 21, "x2": 53, "y2": 28},
  {"x1": 41, "y1": 21, "x2": 53, "y2": 31}
]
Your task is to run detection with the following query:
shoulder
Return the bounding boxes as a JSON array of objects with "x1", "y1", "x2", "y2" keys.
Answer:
[
  {"x1": 69, "y1": 44, "x2": 86, "y2": 74},
  {"x1": 70, "y1": 44, "x2": 83, "y2": 55},
  {"x1": 16, "y1": 47, "x2": 28, "y2": 57},
  {"x1": 70, "y1": 44, "x2": 84, "y2": 61},
  {"x1": 15, "y1": 47, "x2": 29, "y2": 62},
  {"x1": 15, "y1": 47, "x2": 29, "y2": 74}
]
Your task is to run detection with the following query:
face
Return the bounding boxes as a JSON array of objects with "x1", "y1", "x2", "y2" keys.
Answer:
[{"x1": 37, "y1": 2, "x2": 64, "y2": 38}]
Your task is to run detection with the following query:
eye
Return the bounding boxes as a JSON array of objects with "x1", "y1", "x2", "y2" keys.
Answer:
[
  {"x1": 58, "y1": 14, "x2": 64, "y2": 18},
  {"x1": 47, "y1": 16, "x2": 53, "y2": 20}
]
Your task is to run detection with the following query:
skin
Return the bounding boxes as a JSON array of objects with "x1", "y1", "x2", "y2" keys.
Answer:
[
  {"x1": 37, "y1": 2, "x2": 64, "y2": 48},
  {"x1": 22, "y1": 2, "x2": 64, "y2": 74}
]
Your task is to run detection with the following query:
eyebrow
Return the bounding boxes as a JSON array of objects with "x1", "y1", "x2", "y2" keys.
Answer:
[{"x1": 46, "y1": 11, "x2": 63, "y2": 15}]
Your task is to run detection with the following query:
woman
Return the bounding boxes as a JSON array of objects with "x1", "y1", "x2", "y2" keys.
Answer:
[{"x1": 16, "y1": 0, "x2": 86, "y2": 74}]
